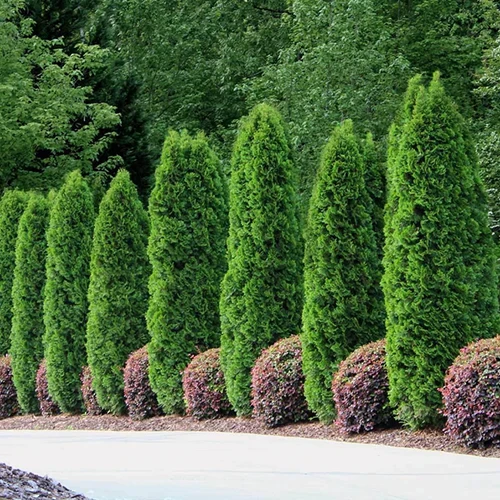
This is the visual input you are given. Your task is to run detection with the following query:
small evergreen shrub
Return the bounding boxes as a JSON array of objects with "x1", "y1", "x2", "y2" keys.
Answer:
[
  {"x1": 251, "y1": 335, "x2": 311, "y2": 427},
  {"x1": 440, "y1": 337, "x2": 500, "y2": 448},
  {"x1": 332, "y1": 339, "x2": 393, "y2": 434},
  {"x1": 0, "y1": 355, "x2": 18, "y2": 419},
  {"x1": 124, "y1": 347, "x2": 162, "y2": 420},
  {"x1": 35, "y1": 360, "x2": 59, "y2": 416},
  {"x1": 183, "y1": 348, "x2": 233, "y2": 420},
  {"x1": 81, "y1": 366, "x2": 104, "y2": 416}
]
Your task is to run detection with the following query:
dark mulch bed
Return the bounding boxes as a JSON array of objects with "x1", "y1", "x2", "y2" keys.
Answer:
[
  {"x1": 0, "y1": 462, "x2": 92, "y2": 500},
  {"x1": 0, "y1": 414, "x2": 499, "y2": 459}
]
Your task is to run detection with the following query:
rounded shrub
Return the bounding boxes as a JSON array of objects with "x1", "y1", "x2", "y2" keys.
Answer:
[
  {"x1": 35, "y1": 359, "x2": 60, "y2": 416},
  {"x1": 10, "y1": 194, "x2": 49, "y2": 414},
  {"x1": 44, "y1": 170, "x2": 94, "y2": 413},
  {"x1": 86, "y1": 170, "x2": 150, "y2": 415},
  {"x1": 440, "y1": 337, "x2": 500, "y2": 448},
  {"x1": 0, "y1": 355, "x2": 19, "y2": 419},
  {"x1": 251, "y1": 335, "x2": 311, "y2": 428},
  {"x1": 183, "y1": 348, "x2": 233, "y2": 420},
  {"x1": 81, "y1": 366, "x2": 104, "y2": 416},
  {"x1": 147, "y1": 131, "x2": 228, "y2": 415},
  {"x1": 124, "y1": 347, "x2": 162, "y2": 420},
  {"x1": 332, "y1": 339, "x2": 392, "y2": 434}
]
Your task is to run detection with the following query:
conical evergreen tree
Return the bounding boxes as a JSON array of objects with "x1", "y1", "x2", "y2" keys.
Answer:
[
  {"x1": 301, "y1": 120, "x2": 385, "y2": 423},
  {"x1": 43, "y1": 170, "x2": 94, "y2": 413},
  {"x1": 220, "y1": 103, "x2": 303, "y2": 417},
  {"x1": 383, "y1": 73, "x2": 500, "y2": 429},
  {"x1": 10, "y1": 194, "x2": 49, "y2": 413},
  {"x1": 147, "y1": 131, "x2": 228, "y2": 414},
  {"x1": 0, "y1": 191, "x2": 28, "y2": 355},
  {"x1": 86, "y1": 170, "x2": 150, "y2": 414}
]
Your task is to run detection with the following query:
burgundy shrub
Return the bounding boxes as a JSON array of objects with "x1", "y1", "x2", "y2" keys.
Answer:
[
  {"x1": 124, "y1": 346, "x2": 162, "y2": 420},
  {"x1": 81, "y1": 366, "x2": 104, "y2": 416},
  {"x1": 251, "y1": 335, "x2": 311, "y2": 427},
  {"x1": 35, "y1": 359, "x2": 59, "y2": 416},
  {"x1": 0, "y1": 355, "x2": 18, "y2": 419},
  {"x1": 440, "y1": 337, "x2": 500, "y2": 448},
  {"x1": 183, "y1": 348, "x2": 233, "y2": 420},
  {"x1": 332, "y1": 339, "x2": 393, "y2": 434}
]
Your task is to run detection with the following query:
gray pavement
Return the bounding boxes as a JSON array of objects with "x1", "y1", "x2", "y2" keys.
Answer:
[{"x1": 0, "y1": 430, "x2": 499, "y2": 500}]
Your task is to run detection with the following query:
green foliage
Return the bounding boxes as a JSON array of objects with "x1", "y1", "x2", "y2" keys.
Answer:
[
  {"x1": 0, "y1": 0, "x2": 120, "y2": 191},
  {"x1": 147, "y1": 131, "x2": 228, "y2": 414},
  {"x1": 301, "y1": 120, "x2": 385, "y2": 423},
  {"x1": 43, "y1": 170, "x2": 94, "y2": 413},
  {"x1": 10, "y1": 194, "x2": 49, "y2": 414},
  {"x1": 0, "y1": 190, "x2": 28, "y2": 355},
  {"x1": 220, "y1": 103, "x2": 303, "y2": 416},
  {"x1": 86, "y1": 170, "x2": 150, "y2": 414},
  {"x1": 383, "y1": 73, "x2": 500, "y2": 429}
]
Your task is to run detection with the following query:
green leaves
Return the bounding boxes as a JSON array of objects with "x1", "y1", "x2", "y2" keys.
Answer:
[
  {"x1": 147, "y1": 131, "x2": 228, "y2": 414},
  {"x1": 301, "y1": 120, "x2": 385, "y2": 423},
  {"x1": 86, "y1": 170, "x2": 150, "y2": 415},
  {"x1": 383, "y1": 74, "x2": 500, "y2": 429},
  {"x1": 43, "y1": 170, "x2": 94, "y2": 413},
  {"x1": 220, "y1": 103, "x2": 303, "y2": 416}
]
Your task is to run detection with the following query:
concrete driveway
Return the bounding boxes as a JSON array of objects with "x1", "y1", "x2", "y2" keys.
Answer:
[{"x1": 0, "y1": 430, "x2": 499, "y2": 500}]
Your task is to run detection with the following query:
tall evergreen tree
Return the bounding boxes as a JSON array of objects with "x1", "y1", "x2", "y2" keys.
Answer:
[
  {"x1": 10, "y1": 194, "x2": 49, "y2": 413},
  {"x1": 147, "y1": 131, "x2": 228, "y2": 414},
  {"x1": 383, "y1": 73, "x2": 500, "y2": 429},
  {"x1": 86, "y1": 170, "x2": 150, "y2": 414},
  {"x1": 43, "y1": 170, "x2": 94, "y2": 413},
  {"x1": 301, "y1": 120, "x2": 385, "y2": 423},
  {"x1": 220, "y1": 103, "x2": 303, "y2": 416},
  {"x1": 0, "y1": 191, "x2": 28, "y2": 355}
]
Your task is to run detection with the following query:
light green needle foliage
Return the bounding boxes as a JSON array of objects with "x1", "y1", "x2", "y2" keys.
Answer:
[
  {"x1": 301, "y1": 120, "x2": 385, "y2": 423},
  {"x1": 0, "y1": 190, "x2": 28, "y2": 355},
  {"x1": 147, "y1": 131, "x2": 228, "y2": 415},
  {"x1": 43, "y1": 170, "x2": 95, "y2": 413},
  {"x1": 10, "y1": 194, "x2": 49, "y2": 413},
  {"x1": 220, "y1": 103, "x2": 303, "y2": 417},
  {"x1": 86, "y1": 170, "x2": 150, "y2": 415},
  {"x1": 383, "y1": 73, "x2": 500, "y2": 429}
]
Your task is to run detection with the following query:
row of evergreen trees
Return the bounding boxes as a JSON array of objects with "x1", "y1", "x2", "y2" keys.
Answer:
[{"x1": 0, "y1": 74, "x2": 497, "y2": 428}]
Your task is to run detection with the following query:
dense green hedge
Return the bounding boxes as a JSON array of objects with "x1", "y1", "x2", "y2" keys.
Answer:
[
  {"x1": 147, "y1": 131, "x2": 228, "y2": 414},
  {"x1": 383, "y1": 73, "x2": 500, "y2": 429},
  {"x1": 10, "y1": 194, "x2": 49, "y2": 414},
  {"x1": 220, "y1": 103, "x2": 303, "y2": 416},
  {"x1": 43, "y1": 170, "x2": 94, "y2": 413},
  {"x1": 0, "y1": 191, "x2": 28, "y2": 355},
  {"x1": 86, "y1": 170, "x2": 150, "y2": 414},
  {"x1": 301, "y1": 120, "x2": 385, "y2": 423}
]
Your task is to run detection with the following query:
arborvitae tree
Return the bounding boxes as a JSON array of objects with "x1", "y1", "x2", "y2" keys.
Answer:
[
  {"x1": 383, "y1": 73, "x2": 500, "y2": 429},
  {"x1": 220, "y1": 103, "x2": 303, "y2": 417},
  {"x1": 362, "y1": 133, "x2": 386, "y2": 260},
  {"x1": 147, "y1": 131, "x2": 228, "y2": 414},
  {"x1": 10, "y1": 194, "x2": 49, "y2": 413},
  {"x1": 86, "y1": 170, "x2": 150, "y2": 414},
  {"x1": 43, "y1": 170, "x2": 94, "y2": 413},
  {"x1": 0, "y1": 191, "x2": 28, "y2": 355},
  {"x1": 301, "y1": 120, "x2": 385, "y2": 423}
]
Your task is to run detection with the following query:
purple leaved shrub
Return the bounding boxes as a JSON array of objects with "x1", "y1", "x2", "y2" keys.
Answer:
[
  {"x1": 81, "y1": 366, "x2": 104, "y2": 416},
  {"x1": 183, "y1": 348, "x2": 233, "y2": 419},
  {"x1": 440, "y1": 337, "x2": 500, "y2": 448},
  {"x1": 332, "y1": 339, "x2": 393, "y2": 433},
  {"x1": 124, "y1": 346, "x2": 162, "y2": 420},
  {"x1": 251, "y1": 335, "x2": 311, "y2": 427},
  {"x1": 0, "y1": 355, "x2": 18, "y2": 419},
  {"x1": 35, "y1": 359, "x2": 59, "y2": 416}
]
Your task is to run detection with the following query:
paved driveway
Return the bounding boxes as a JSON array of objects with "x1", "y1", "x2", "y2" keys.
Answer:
[{"x1": 0, "y1": 430, "x2": 499, "y2": 500}]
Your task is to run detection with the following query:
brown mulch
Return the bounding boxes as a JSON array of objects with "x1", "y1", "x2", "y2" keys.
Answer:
[
  {"x1": 0, "y1": 414, "x2": 499, "y2": 459},
  {"x1": 0, "y1": 463, "x2": 92, "y2": 500}
]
